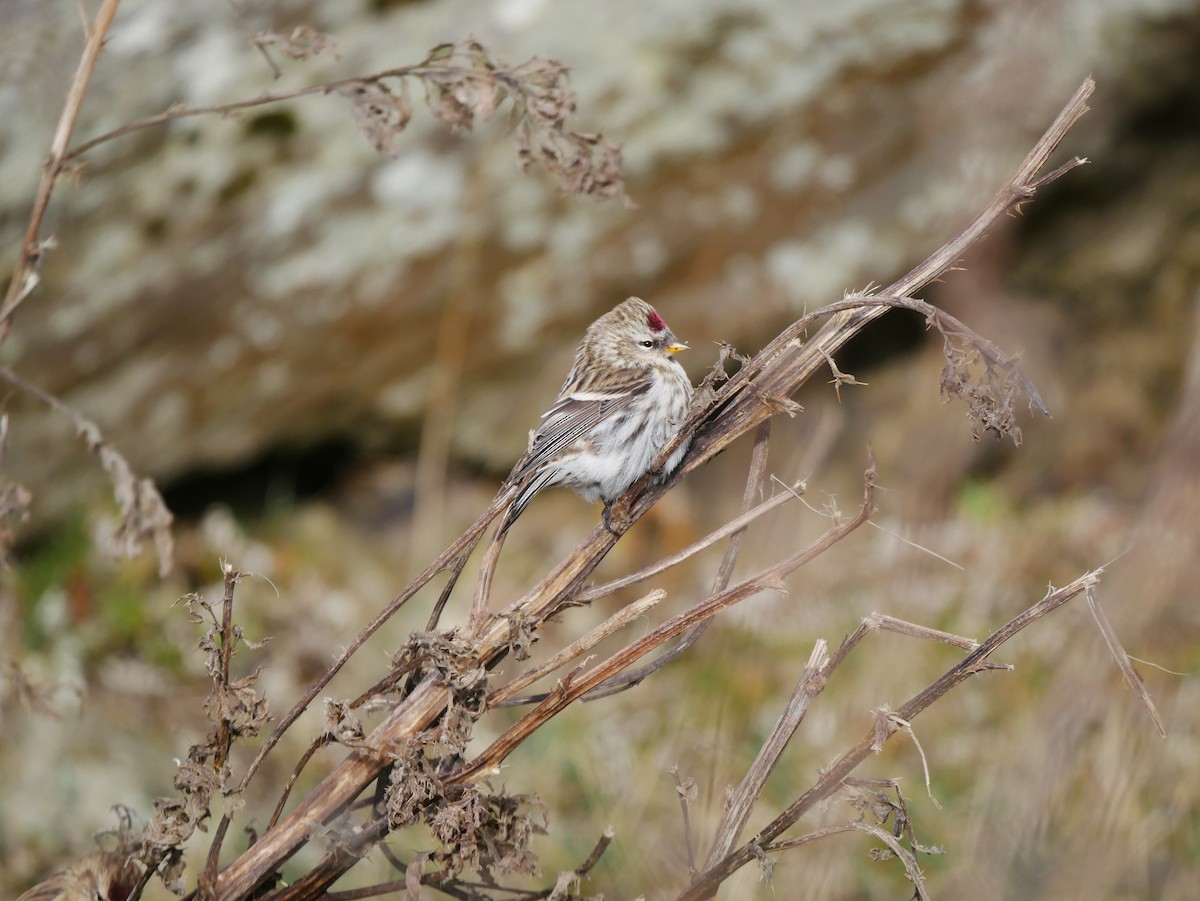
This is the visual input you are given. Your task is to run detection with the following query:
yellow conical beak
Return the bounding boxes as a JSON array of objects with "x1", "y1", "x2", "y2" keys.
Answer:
[{"x1": 666, "y1": 341, "x2": 689, "y2": 355}]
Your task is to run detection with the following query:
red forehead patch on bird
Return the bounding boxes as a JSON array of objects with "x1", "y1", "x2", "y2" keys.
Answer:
[{"x1": 647, "y1": 310, "x2": 667, "y2": 332}]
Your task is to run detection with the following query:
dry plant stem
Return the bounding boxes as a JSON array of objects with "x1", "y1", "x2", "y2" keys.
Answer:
[
  {"x1": 214, "y1": 569, "x2": 239, "y2": 770},
  {"x1": 1085, "y1": 584, "x2": 1166, "y2": 735},
  {"x1": 765, "y1": 822, "x2": 929, "y2": 900},
  {"x1": 0, "y1": 366, "x2": 174, "y2": 574},
  {"x1": 0, "y1": 0, "x2": 122, "y2": 339},
  {"x1": 555, "y1": 828, "x2": 615, "y2": 892},
  {"x1": 671, "y1": 767, "x2": 699, "y2": 879},
  {"x1": 574, "y1": 485, "x2": 797, "y2": 604},
  {"x1": 827, "y1": 293, "x2": 1049, "y2": 416},
  {"x1": 227, "y1": 0, "x2": 282, "y2": 79},
  {"x1": 234, "y1": 493, "x2": 510, "y2": 795},
  {"x1": 657, "y1": 79, "x2": 1093, "y2": 482},
  {"x1": 214, "y1": 82, "x2": 1093, "y2": 897},
  {"x1": 452, "y1": 467, "x2": 875, "y2": 786},
  {"x1": 425, "y1": 552, "x2": 471, "y2": 631},
  {"x1": 712, "y1": 420, "x2": 772, "y2": 592},
  {"x1": 470, "y1": 526, "x2": 507, "y2": 630},
  {"x1": 268, "y1": 737, "x2": 331, "y2": 831},
  {"x1": 199, "y1": 815, "x2": 234, "y2": 901},
  {"x1": 66, "y1": 62, "x2": 540, "y2": 162},
  {"x1": 580, "y1": 420, "x2": 775, "y2": 700},
  {"x1": 703, "y1": 640, "x2": 830, "y2": 868},
  {"x1": 677, "y1": 570, "x2": 1103, "y2": 901},
  {"x1": 489, "y1": 589, "x2": 665, "y2": 707},
  {"x1": 826, "y1": 612, "x2": 979, "y2": 673},
  {"x1": 198, "y1": 568, "x2": 243, "y2": 899}
]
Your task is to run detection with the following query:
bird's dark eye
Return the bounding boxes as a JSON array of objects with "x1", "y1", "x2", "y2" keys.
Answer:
[{"x1": 639, "y1": 340, "x2": 654, "y2": 348}]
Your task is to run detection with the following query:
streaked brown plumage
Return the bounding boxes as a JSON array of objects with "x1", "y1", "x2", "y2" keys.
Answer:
[
  {"x1": 16, "y1": 852, "x2": 139, "y2": 901},
  {"x1": 504, "y1": 297, "x2": 692, "y2": 528}
]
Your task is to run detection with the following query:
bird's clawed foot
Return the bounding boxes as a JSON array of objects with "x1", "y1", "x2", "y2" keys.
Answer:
[{"x1": 602, "y1": 500, "x2": 632, "y2": 536}]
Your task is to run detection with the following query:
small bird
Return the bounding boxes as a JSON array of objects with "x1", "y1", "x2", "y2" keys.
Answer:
[
  {"x1": 503, "y1": 297, "x2": 693, "y2": 530},
  {"x1": 15, "y1": 852, "x2": 139, "y2": 901}
]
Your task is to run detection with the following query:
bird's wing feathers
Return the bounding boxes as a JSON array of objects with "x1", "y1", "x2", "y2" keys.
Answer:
[{"x1": 511, "y1": 367, "x2": 654, "y2": 482}]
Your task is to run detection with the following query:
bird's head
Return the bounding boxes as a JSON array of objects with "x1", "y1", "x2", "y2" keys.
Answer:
[{"x1": 585, "y1": 296, "x2": 688, "y2": 369}]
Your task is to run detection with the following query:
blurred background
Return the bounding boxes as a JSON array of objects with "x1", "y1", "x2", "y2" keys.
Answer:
[{"x1": 2, "y1": 0, "x2": 1198, "y2": 897}]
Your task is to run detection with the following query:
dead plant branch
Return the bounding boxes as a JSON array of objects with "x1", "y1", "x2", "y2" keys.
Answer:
[
  {"x1": 765, "y1": 822, "x2": 930, "y2": 900},
  {"x1": 704, "y1": 640, "x2": 830, "y2": 867},
  {"x1": 64, "y1": 40, "x2": 627, "y2": 202},
  {"x1": 489, "y1": 589, "x2": 664, "y2": 707},
  {"x1": 0, "y1": 366, "x2": 174, "y2": 575},
  {"x1": 827, "y1": 612, "x2": 979, "y2": 673},
  {"x1": 677, "y1": 569, "x2": 1105, "y2": 900},
  {"x1": 0, "y1": 0, "x2": 123, "y2": 340},
  {"x1": 671, "y1": 767, "x2": 699, "y2": 880}
]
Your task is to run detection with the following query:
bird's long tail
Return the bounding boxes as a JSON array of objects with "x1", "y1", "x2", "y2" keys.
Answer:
[{"x1": 498, "y1": 466, "x2": 558, "y2": 535}]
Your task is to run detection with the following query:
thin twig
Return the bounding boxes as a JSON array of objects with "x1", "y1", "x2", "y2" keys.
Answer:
[
  {"x1": 542, "y1": 828, "x2": 615, "y2": 900},
  {"x1": 198, "y1": 815, "x2": 233, "y2": 901},
  {"x1": 214, "y1": 566, "x2": 240, "y2": 770},
  {"x1": 671, "y1": 767, "x2": 699, "y2": 880},
  {"x1": 885, "y1": 713, "x2": 941, "y2": 809},
  {"x1": 226, "y1": 0, "x2": 282, "y2": 79},
  {"x1": 63, "y1": 58, "x2": 564, "y2": 163},
  {"x1": 267, "y1": 737, "x2": 331, "y2": 831},
  {"x1": 469, "y1": 526, "x2": 507, "y2": 631},
  {"x1": 490, "y1": 589, "x2": 665, "y2": 707},
  {"x1": 827, "y1": 612, "x2": 979, "y2": 673},
  {"x1": 0, "y1": 0, "x2": 123, "y2": 342},
  {"x1": 425, "y1": 553, "x2": 471, "y2": 631},
  {"x1": 0, "y1": 366, "x2": 174, "y2": 575},
  {"x1": 574, "y1": 481, "x2": 797, "y2": 604}
]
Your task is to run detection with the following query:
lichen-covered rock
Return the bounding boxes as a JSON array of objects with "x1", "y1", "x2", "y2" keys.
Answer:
[{"x1": 1, "y1": 0, "x2": 1197, "y2": 520}]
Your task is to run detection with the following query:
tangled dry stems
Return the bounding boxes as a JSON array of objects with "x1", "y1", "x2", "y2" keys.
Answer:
[{"x1": 3, "y1": 7, "x2": 1166, "y2": 900}]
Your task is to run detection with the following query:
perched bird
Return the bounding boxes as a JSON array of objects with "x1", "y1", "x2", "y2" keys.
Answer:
[
  {"x1": 15, "y1": 852, "x2": 139, "y2": 901},
  {"x1": 503, "y1": 297, "x2": 693, "y2": 530}
]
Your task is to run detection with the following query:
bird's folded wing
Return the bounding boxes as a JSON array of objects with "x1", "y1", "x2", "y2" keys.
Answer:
[{"x1": 511, "y1": 367, "x2": 653, "y2": 481}]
